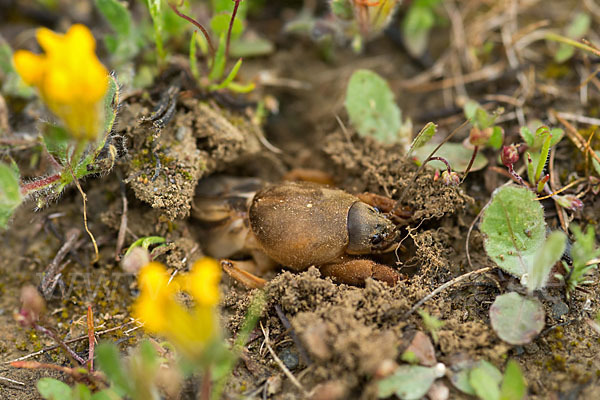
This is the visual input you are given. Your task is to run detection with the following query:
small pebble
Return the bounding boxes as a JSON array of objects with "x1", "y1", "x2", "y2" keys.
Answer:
[
  {"x1": 552, "y1": 302, "x2": 569, "y2": 319},
  {"x1": 278, "y1": 347, "x2": 299, "y2": 370}
]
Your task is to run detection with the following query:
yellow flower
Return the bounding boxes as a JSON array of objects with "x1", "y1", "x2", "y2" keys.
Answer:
[
  {"x1": 13, "y1": 24, "x2": 108, "y2": 141},
  {"x1": 132, "y1": 259, "x2": 222, "y2": 360}
]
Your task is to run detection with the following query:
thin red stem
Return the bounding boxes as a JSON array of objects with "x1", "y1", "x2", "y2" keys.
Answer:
[
  {"x1": 461, "y1": 146, "x2": 479, "y2": 183},
  {"x1": 226, "y1": 0, "x2": 241, "y2": 59},
  {"x1": 428, "y1": 156, "x2": 453, "y2": 175},
  {"x1": 20, "y1": 174, "x2": 61, "y2": 196},
  {"x1": 168, "y1": 2, "x2": 215, "y2": 59}
]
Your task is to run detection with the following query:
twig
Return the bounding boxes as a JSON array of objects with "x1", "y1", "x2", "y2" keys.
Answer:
[
  {"x1": 555, "y1": 111, "x2": 600, "y2": 127},
  {"x1": 259, "y1": 322, "x2": 307, "y2": 396},
  {"x1": 87, "y1": 306, "x2": 95, "y2": 371},
  {"x1": 0, "y1": 375, "x2": 25, "y2": 386},
  {"x1": 115, "y1": 173, "x2": 128, "y2": 261},
  {"x1": 554, "y1": 111, "x2": 600, "y2": 166},
  {"x1": 2, "y1": 321, "x2": 136, "y2": 365},
  {"x1": 40, "y1": 228, "x2": 81, "y2": 298},
  {"x1": 403, "y1": 266, "x2": 492, "y2": 319}
]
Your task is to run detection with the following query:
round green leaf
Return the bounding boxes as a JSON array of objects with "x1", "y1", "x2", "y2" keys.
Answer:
[
  {"x1": 480, "y1": 185, "x2": 546, "y2": 277},
  {"x1": 345, "y1": 69, "x2": 409, "y2": 146},
  {"x1": 489, "y1": 292, "x2": 545, "y2": 345},
  {"x1": 378, "y1": 365, "x2": 440, "y2": 400},
  {"x1": 37, "y1": 378, "x2": 72, "y2": 400}
]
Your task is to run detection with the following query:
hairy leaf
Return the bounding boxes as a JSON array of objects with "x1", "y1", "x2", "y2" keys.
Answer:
[
  {"x1": 481, "y1": 186, "x2": 546, "y2": 277},
  {"x1": 489, "y1": 292, "x2": 545, "y2": 345}
]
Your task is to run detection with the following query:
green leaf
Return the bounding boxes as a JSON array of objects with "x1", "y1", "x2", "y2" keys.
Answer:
[
  {"x1": 470, "y1": 365, "x2": 501, "y2": 400},
  {"x1": 593, "y1": 151, "x2": 600, "y2": 176},
  {"x1": 96, "y1": 0, "x2": 131, "y2": 37},
  {"x1": 0, "y1": 162, "x2": 22, "y2": 229},
  {"x1": 37, "y1": 378, "x2": 72, "y2": 400},
  {"x1": 377, "y1": 365, "x2": 441, "y2": 399},
  {"x1": 555, "y1": 13, "x2": 591, "y2": 63},
  {"x1": 413, "y1": 142, "x2": 488, "y2": 172},
  {"x1": 210, "y1": 12, "x2": 244, "y2": 41},
  {"x1": 451, "y1": 360, "x2": 502, "y2": 396},
  {"x1": 95, "y1": 0, "x2": 140, "y2": 64},
  {"x1": 407, "y1": 122, "x2": 437, "y2": 156},
  {"x1": 91, "y1": 390, "x2": 120, "y2": 400},
  {"x1": 464, "y1": 100, "x2": 479, "y2": 121},
  {"x1": 145, "y1": 0, "x2": 166, "y2": 61},
  {"x1": 480, "y1": 186, "x2": 546, "y2": 278},
  {"x1": 499, "y1": 360, "x2": 526, "y2": 400},
  {"x1": 214, "y1": 58, "x2": 243, "y2": 90},
  {"x1": 95, "y1": 342, "x2": 132, "y2": 396},
  {"x1": 520, "y1": 126, "x2": 534, "y2": 146},
  {"x1": 124, "y1": 236, "x2": 166, "y2": 256},
  {"x1": 489, "y1": 126, "x2": 504, "y2": 149},
  {"x1": 345, "y1": 69, "x2": 410, "y2": 146},
  {"x1": 211, "y1": 0, "x2": 248, "y2": 21},
  {"x1": 571, "y1": 225, "x2": 600, "y2": 267},
  {"x1": 489, "y1": 292, "x2": 545, "y2": 345},
  {"x1": 527, "y1": 230, "x2": 566, "y2": 293},
  {"x1": 73, "y1": 384, "x2": 92, "y2": 400},
  {"x1": 402, "y1": 4, "x2": 435, "y2": 57},
  {"x1": 209, "y1": 33, "x2": 227, "y2": 81},
  {"x1": 229, "y1": 36, "x2": 274, "y2": 58},
  {"x1": 43, "y1": 124, "x2": 70, "y2": 163}
]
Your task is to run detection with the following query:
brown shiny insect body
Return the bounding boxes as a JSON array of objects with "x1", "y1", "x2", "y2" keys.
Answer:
[{"x1": 193, "y1": 177, "x2": 407, "y2": 287}]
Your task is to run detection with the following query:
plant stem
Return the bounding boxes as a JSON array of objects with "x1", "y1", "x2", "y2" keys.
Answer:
[
  {"x1": 461, "y1": 145, "x2": 479, "y2": 182},
  {"x1": 33, "y1": 323, "x2": 87, "y2": 365},
  {"x1": 428, "y1": 156, "x2": 453, "y2": 175},
  {"x1": 20, "y1": 174, "x2": 61, "y2": 197},
  {"x1": 226, "y1": 0, "x2": 242, "y2": 59},
  {"x1": 168, "y1": 2, "x2": 215, "y2": 60}
]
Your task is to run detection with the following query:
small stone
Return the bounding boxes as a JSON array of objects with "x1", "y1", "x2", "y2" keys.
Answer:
[
  {"x1": 552, "y1": 301, "x2": 569, "y2": 319},
  {"x1": 403, "y1": 331, "x2": 437, "y2": 366},
  {"x1": 278, "y1": 347, "x2": 299, "y2": 370}
]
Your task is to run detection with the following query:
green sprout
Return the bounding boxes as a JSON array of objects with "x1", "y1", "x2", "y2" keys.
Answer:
[
  {"x1": 170, "y1": 0, "x2": 255, "y2": 93},
  {"x1": 556, "y1": 225, "x2": 600, "y2": 298}
]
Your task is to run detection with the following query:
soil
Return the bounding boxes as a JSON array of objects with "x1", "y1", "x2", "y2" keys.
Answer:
[{"x1": 2, "y1": 2, "x2": 600, "y2": 400}]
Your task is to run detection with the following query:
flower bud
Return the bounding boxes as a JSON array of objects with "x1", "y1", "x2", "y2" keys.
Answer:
[
  {"x1": 501, "y1": 145, "x2": 519, "y2": 166},
  {"x1": 469, "y1": 127, "x2": 492, "y2": 146},
  {"x1": 121, "y1": 247, "x2": 151, "y2": 274},
  {"x1": 554, "y1": 195, "x2": 584, "y2": 211},
  {"x1": 15, "y1": 285, "x2": 45, "y2": 327},
  {"x1": 441, "y1": 170, "x2": 460, "y2": 186}
]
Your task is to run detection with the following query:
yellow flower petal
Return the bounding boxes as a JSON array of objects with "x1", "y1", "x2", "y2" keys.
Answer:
[
  {"x1": 183, "y1": 258, "x2": 221, "y2": 307},
  {"x1": 36, "y1": 27, "x2": 64, "y2": 55},
  {"x1": 15, "y1": 24, "x2": 108, "y2": 140},
  {"x1": 13, "y1": 51, "x2": 45, "y2": 86}
]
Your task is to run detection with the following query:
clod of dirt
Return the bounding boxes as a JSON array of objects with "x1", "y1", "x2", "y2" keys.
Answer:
[
  {"x1": 323, "y1": 130, "x2": 473, "y2": 222},
  {"x1": 116, "y1": 97, "x2": 261, "y2": 220}
]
